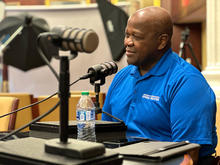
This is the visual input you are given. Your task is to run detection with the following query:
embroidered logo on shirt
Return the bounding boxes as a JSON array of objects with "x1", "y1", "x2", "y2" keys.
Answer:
[{"x1": 142, "y1": 94, "x2": 160, "y2": 101}]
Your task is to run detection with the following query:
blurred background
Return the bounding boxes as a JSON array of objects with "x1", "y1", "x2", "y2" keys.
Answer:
[
  {"x1": 0, "y1": 0, "x2": 209, "y2": 97},
  {"x1": 1, "y1": 0, "x2": 220, "y2": 154}
]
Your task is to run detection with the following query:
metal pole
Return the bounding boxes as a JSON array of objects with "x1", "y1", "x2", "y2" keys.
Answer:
[{"x1": 59, "y1": 56, "x2": 70, "y2": 143}]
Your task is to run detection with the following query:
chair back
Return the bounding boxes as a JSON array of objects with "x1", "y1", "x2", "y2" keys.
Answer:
[
  {"x1": 0, "y1": 93, "x2": 34, "y2": 131},
  {"x1": 70, "y1": 91, "x2": 106, "y2": 120},
  {"x1": 0, "y1": 96, "x2": 19, "y2": 131},
  {"x1": 37, "y1": 95, "x2": 80, "y2": 122}
]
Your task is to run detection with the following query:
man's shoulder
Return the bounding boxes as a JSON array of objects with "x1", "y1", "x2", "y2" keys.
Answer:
[
  {"x1": 115, "y1": 65, "x2": 135, "y2": 77},
  {"x1": 109, "y1": 65, "x2": 135, "y2": 88},
  {"x1": 168, "y1": 52, "x2": 202, "y2": 78},
  {"x1": 165, "y1": 52, "x2": 211, "y2": 88}
]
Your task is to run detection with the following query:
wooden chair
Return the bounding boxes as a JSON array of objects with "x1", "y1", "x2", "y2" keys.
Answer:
[
  {"x1": 0, "y1": 93, "x2": 36, "y2": 131},
  {"x1": 0, "y1": 96, "x2": 19, "y2": 132},
  {"x1": 37, "y1": 95, "x2": 80, "y2": 122}
]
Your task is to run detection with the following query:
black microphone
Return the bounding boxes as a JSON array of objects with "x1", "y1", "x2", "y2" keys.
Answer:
[
  {"x1": 81, "y1": 61, "x2": 118, "y2": 80},
  {"x1": 80, "y1": 62, "x2": 124, "y2": 123},
  {"x1": 39, "y1": 25, "x2": 99, "y2": 53}
]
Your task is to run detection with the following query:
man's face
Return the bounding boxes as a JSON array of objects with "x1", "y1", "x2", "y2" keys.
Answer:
[{"x1": 124, "y1": 16, "x2": 159, "y2": 67}]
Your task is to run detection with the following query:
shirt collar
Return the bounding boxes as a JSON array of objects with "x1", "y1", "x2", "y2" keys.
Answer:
[{"x1": 130, "y1": 48, "x2": 172, "y2": 78}]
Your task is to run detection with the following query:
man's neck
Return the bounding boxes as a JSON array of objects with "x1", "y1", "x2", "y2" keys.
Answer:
[{"x1": 139, "y1": 55, "x2": 163, "y2": 76}]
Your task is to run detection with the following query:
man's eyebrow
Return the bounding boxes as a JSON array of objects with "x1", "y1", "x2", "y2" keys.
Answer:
[
  {"x1": 124, "y1": 28, "x2": 144, "y2": 36},
  {"x1": 133, "y1": 31, "x2": 144, "y2": 36}
]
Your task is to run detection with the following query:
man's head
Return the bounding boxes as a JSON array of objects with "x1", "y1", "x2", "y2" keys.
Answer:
[{"x1": 124, "y1": 6, "x2": 173, "y2": 74}]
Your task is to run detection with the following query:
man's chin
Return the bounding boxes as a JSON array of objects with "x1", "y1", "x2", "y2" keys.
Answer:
[{"x1": 127, "y1": 58, "x2": 137, "y2": 66}]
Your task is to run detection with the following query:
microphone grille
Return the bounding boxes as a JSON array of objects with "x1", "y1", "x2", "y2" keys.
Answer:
[
  {"x1": 82, "y1": 30, "x2": 99, "y2": 53},
  {"x1": 101, "y1": 61, "x2": 118, "y2": 76}
]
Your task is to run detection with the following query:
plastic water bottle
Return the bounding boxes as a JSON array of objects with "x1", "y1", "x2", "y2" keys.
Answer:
[{"x1": 76, "y1": 91, "x2": 96, "y2": 142}]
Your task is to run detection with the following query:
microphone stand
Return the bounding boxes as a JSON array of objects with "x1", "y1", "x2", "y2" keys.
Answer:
[
  {"x1": 44, "y1": 53, "x2": 105, "y2": 159},
  {"x1": 94, "y1": 82, "x2": 102, "y2": 114},
  {"x1": 89, "y1": 74, "x2": 105, "y2": 115},
  {"x1": 58, "y1": 56, "x2": 70, "y2": 143},
  {"x1": 179, "y1": 27, "x2": 201, "y2": 71},
  {"x1": 90, "y1": 76, "x2": 124, "y2": 123}
]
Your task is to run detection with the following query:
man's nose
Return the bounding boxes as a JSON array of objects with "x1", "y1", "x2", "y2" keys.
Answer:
[{"x1": 124, "y1": 37, "x2": 134, "y2": 46}]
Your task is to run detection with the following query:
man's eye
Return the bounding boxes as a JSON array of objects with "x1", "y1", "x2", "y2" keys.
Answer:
[{"x1": 125, "y1": 33, "x2": 130, "y2": 38}]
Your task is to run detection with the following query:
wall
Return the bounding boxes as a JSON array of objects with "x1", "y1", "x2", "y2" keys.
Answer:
[
  {"x1": 203, "y1": 0, "x2": 220, "y2": 155},
  {"x1": 4, "y1": 3, "x2": 129, "y2": 97},
  {"x1": 202, "y1": 0, "x2": 220, "y2": 99}
]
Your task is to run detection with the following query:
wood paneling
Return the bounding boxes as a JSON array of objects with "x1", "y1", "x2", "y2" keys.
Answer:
[
  {"x1": 172, "y1": 23, "x2": 202, "y2": 70},
  {"x1": 171, "y1": 0, "x2": 206, "y2": 23},
  {"x1": 161, "y1": 0, "x2": 204, "y2": 71},
  {"x1": 3, "y1": 0, "x2": 45, "y2": 5}
]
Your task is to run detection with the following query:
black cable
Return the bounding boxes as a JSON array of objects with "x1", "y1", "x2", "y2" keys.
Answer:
[
  {"x1": 69, "y1": 76, "x2": 84, "y2": 86},
  {"x1": 37, "y1": 34, "x2": 59, "y2": 81},
  {"x1": 0, "y1": 101, "x2": 60, "y2": 141},
  {"x1": 102, "y1": 111, "x2": 123, "y2": 123}
]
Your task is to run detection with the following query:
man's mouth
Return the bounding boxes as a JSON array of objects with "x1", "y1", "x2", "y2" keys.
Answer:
[{"x1": 126, "y1": 49, "x2": 135, "y2": 56}]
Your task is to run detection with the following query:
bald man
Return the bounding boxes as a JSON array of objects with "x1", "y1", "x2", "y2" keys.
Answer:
[{"x1": 102, "y1": 6, "x2": 217, "y2": 163}]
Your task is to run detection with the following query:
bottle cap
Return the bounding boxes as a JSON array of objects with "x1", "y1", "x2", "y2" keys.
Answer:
[{"x1": 81, "y1": 91, "x2": 89, "y2": 95}]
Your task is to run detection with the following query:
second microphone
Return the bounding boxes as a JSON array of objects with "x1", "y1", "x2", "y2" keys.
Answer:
[{"x1": 81, "y1": 61, "x2": 118, "y2": 82}]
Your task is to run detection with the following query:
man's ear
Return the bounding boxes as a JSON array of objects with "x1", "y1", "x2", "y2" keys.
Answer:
[{"x1": 157, "y1": 34, "x2": 169, "y2": 50}]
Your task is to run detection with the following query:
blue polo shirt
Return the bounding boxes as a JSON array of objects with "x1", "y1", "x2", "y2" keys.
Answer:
[{"x1": 102, "y1": 48, "x2": 217, "y2": 157}]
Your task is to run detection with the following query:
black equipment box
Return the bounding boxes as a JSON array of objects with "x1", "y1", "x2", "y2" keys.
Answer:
[{"x1": 29, "y1": 120, "x2": 127, "y2": 142}]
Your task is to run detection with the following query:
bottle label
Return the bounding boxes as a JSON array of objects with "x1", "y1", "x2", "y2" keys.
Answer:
[{"x1": 76, "y1": 109, "x2": 95, "y2": 121}]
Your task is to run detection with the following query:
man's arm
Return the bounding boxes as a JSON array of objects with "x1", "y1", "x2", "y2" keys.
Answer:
[{"x1": 169, "y1": 75, "x2": 217, "y2": 158}]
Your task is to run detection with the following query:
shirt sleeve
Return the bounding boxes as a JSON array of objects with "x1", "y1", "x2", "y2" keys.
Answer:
[{"x1": 169, "y1": 74, "x2": 217, "y2": 155}]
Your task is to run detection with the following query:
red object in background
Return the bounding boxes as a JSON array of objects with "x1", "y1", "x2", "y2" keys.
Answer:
[
  {"x1": 182, "y1": 0, "x2": 190, "y2": 7},
  {"x1": 20, "y1": 0, "x2": 45, "y2": 5},
  {"x1": 3, "y1": 0, "x2": 45, "y2": 5}
]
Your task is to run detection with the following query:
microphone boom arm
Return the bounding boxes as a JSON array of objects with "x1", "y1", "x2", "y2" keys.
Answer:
[
  {"x1": 91, "y1": 80, "x2": 123, "y2": 123},
  {"x1": 90, "y1": 78, "x2": 105, "y2": 115},
  {"x1": 94, "y1": 82, "x2": 102, "y2": 114}
]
